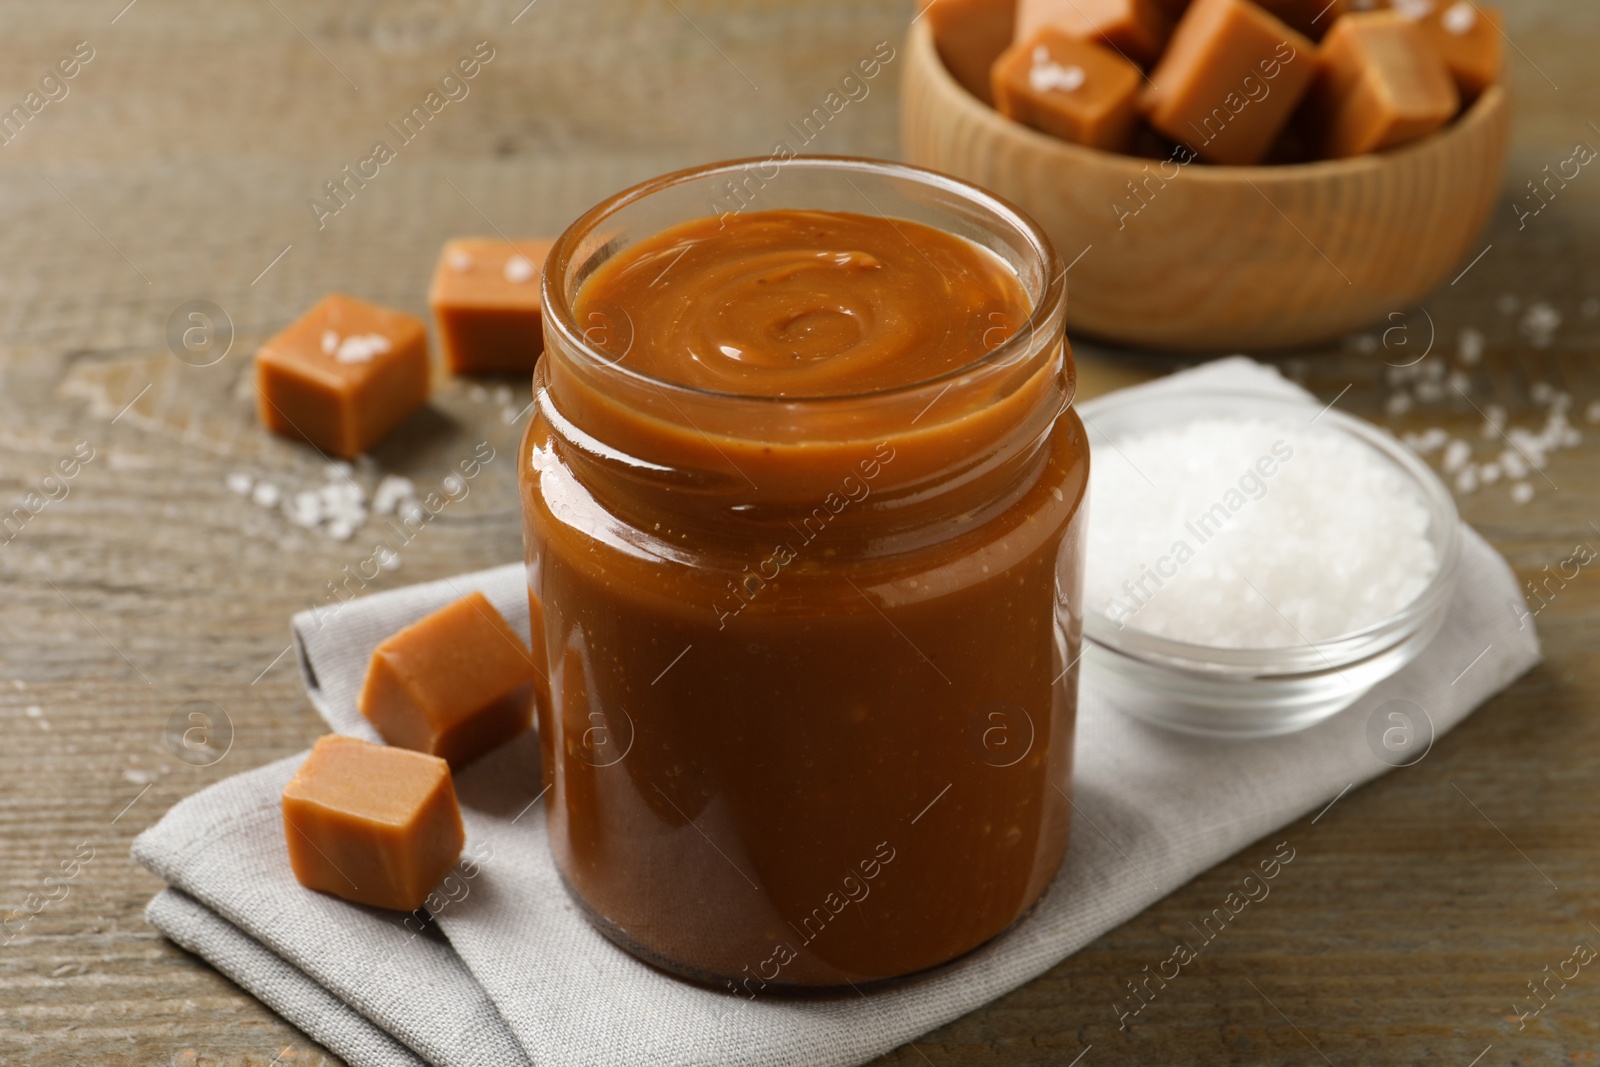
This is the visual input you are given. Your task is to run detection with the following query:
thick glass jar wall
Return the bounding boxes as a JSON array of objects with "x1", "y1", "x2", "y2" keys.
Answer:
[{"x1": 519, "y1": 158, "x2": 1089, "y2": 989}]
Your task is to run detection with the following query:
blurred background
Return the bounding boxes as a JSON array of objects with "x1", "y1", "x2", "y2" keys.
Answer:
[{"x1": 1, "y1": 1, "x2": 1597, "y2": 1065}]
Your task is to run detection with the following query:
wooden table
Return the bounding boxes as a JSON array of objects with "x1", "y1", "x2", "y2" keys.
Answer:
[{"x1": 1, "y1": 1, "x2": 1595, "y2": 1063}]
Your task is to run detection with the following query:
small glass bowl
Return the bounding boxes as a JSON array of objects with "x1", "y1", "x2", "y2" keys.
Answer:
[{"x1": 1077, "y1": 387, "x2": 1462, "y2": 739}]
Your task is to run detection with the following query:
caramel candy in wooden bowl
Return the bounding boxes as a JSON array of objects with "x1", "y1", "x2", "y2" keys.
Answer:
[{"x1": 901, "y1": 19, "x2": 1510, "y2": 351}]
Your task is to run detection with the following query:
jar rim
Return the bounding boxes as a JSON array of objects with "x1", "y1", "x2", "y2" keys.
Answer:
[{"x1": 540, "y1": 154, "x2": 1068, "y2": 407}]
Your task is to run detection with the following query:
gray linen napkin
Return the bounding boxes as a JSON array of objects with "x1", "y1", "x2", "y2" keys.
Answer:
[
  {"x1": 135, "y1": 357, "x2": 1542, "y2": 1067},
  {"x1": 145, "y1": 889, "x2": 428, "y2": 1067}
]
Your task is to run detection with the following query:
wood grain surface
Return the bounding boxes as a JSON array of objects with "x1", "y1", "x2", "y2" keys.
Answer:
[{"x1": 0, "y1": 2, "x2": 1597, "y2": 1065}]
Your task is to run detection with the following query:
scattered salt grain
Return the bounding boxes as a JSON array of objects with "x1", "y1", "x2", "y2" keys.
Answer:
[
  {"x1": 1586, "y1": 400, "x2": 1600, "y2": 424},
  {"x1": 25, "y1": 705, "x2": 41, "y2": 718},
  {"x1": 1511, "y1": 482, "x2": 1534, "y2": 505},
  {"x1": 1530, "y1": 381, "x2": 1555, "y2": 404},
  {"x1": 1456, "y1": 328, "x2": 1484, "y2": 364},
  {"x1": 1520, "y1": 303, "x2": 1561, "y2": 348},
  {"x1": 1496, "y1": 294, "x2": 1520, "y2": 315},
  {"x1": 1442, "y1": 438, "x2": 1472, "y2": 473},
  {"x1": 1447, "y1": 370, "x2": 1471, "y2": 396},
  {"x1": 1086, "y1": 417, "x2": 1439, "y2": 648},
  {"x1": 1414, "y1": 380, "x2": 1444, "y2": 403},
  {"x1": 1453, "y1": 466, "x2": 1479, "y2": 494},
  {"x1": 503, "y1": 255, "x2": 536, "y2": 284},
  {"x1": 334, "y1": 333, "x2": 392, "y2": 364},
  {"x1": 1385, "y1": 392, "x2": 1414, "y2": 416},
  {"x1": 1499, "y1": 449, "x2": 1528, "y2": 480},
  {"x1": 1404, "y1": 431, "x2": 1436, "y2": 454},
  {"x1": 449, "y1": 249, "x2": 474, "y2": 273},
  {"x1": 372, "y1": 475, "x2": 417, "y2": 516},
  {"x1": 1507, "y1": 429, "x2": 1546, "y2": 468},
  {"x1": 1029, "y1": 48, "x2": 1087, "y2": 94},
  {"x1": 469, "y1": 385, "x2": 489, "y2": 403},
  {"x1": 287, "y1": 490, "x2": 323, "y2": 528},
  {"x1": 1441, "y1": 0, "x2": 1476, "y2": 33},
  {"x1": 228, "y1": 455, "x2": 433, "y2": 548},
  {"x1": 321, "y1": 330, "x2": 338, "y2": 356},
  {"x1": 1479, "y1": 462, "x2": 1501, "y2": 484}
]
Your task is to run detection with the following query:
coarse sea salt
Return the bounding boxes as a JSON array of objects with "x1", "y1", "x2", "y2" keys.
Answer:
[
  {"x1": 1087, "y1": 418, "x2": 1439, "y2": 649},
  {"x1": 1441, "y1": 0, "x2": 1476, "y2": 33},
  {"x1": 228, "y1": 461, "x2": 424, "y2": 545},
  {"x1": 1029, "y1": 47, "x2": 1087, "y2": 94},
  {"x1": 503, "y1": 255, "x2": 536, "y2": 284}
]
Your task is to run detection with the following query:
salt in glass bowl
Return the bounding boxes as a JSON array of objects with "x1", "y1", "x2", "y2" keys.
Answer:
[{"x1": 1077, "y1": 387, "x2": 1462, "y2": 738}]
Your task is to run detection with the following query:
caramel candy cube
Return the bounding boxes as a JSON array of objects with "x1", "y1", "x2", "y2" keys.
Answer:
[
  {"x1": 359, "y1": 592, "x2": 537, "y2": 769},
  {"x1": 1141, "y1": 0, "x2": 1318, "y2": 165},
  {"x1": 918, "y1": 0, "x2": 1016, "y2": 106},
  {"x1": 1016, "y1": 0, "x2": 1173, "y2": 66},
  {"x1": 281, "y1": 735, "x2": 465, "y2": 912},
  {"x1": 428, "y1": 238, "x2": 553, "y2": 376},
  {"x1": 255, "y1": 294, "x2": 429, "y2": 460},
  {"x1": 1399, "y1": 0, "x2": 1503, "y2": 99},
  {"x1": 994, "y1": 31, "x2": 1144, "y2": 151},
  {"x1": 1303, "y1": 10, "x2": 1459, "y2": 158}
]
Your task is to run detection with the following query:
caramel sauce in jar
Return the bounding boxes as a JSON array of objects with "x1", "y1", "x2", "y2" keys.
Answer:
[{"x1": 520, "y1": 159, "x2": 1087, "y2": 990}]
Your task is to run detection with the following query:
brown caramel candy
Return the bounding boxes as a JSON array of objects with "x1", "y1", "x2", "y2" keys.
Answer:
[
  {"x1": 255, "y1": 294, "x2": 429, "y2": 460},
  {"x1": 1399, "y1": 0, "x2": 1503, "y2": 99},
  {"x1": 1303, "y1": 10, "x2": 1459, "y2": 158},
  {"x1": 1141, "y1": 0, "x2": 1317, "y2": 164},
  {"x1": 918, "y1": 0, "x2": 1016, "y2": 106},
  {"x1": 359, "y1": 591, "x2": 538, "y2": 769},
  {"x1": 428, "y1": 238, "x2": 553, "y2": 376},
  {"x1": 281, "y1": 735, "x2": 465, "y2": 912},
  {"x1": 993, "y1": 30, "x2": 1144, "y2": 151},
  {"x1": 1016, "y1": 0, "x2": 1173, "y2": 66}
]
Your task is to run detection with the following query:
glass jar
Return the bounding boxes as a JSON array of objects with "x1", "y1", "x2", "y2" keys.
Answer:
[{"x1": 519, "y1": 156, "x2": 1088, "y2": 990}]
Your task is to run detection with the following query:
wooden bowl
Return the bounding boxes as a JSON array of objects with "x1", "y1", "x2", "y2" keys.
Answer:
[{"x1": 900, "y1": 20, "x2": 1511, "y2": 352}]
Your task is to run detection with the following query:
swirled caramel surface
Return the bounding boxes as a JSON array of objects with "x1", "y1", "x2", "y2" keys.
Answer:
[{"x1": 572, "y1": 209, "x2": 1030, "y2": 397}]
